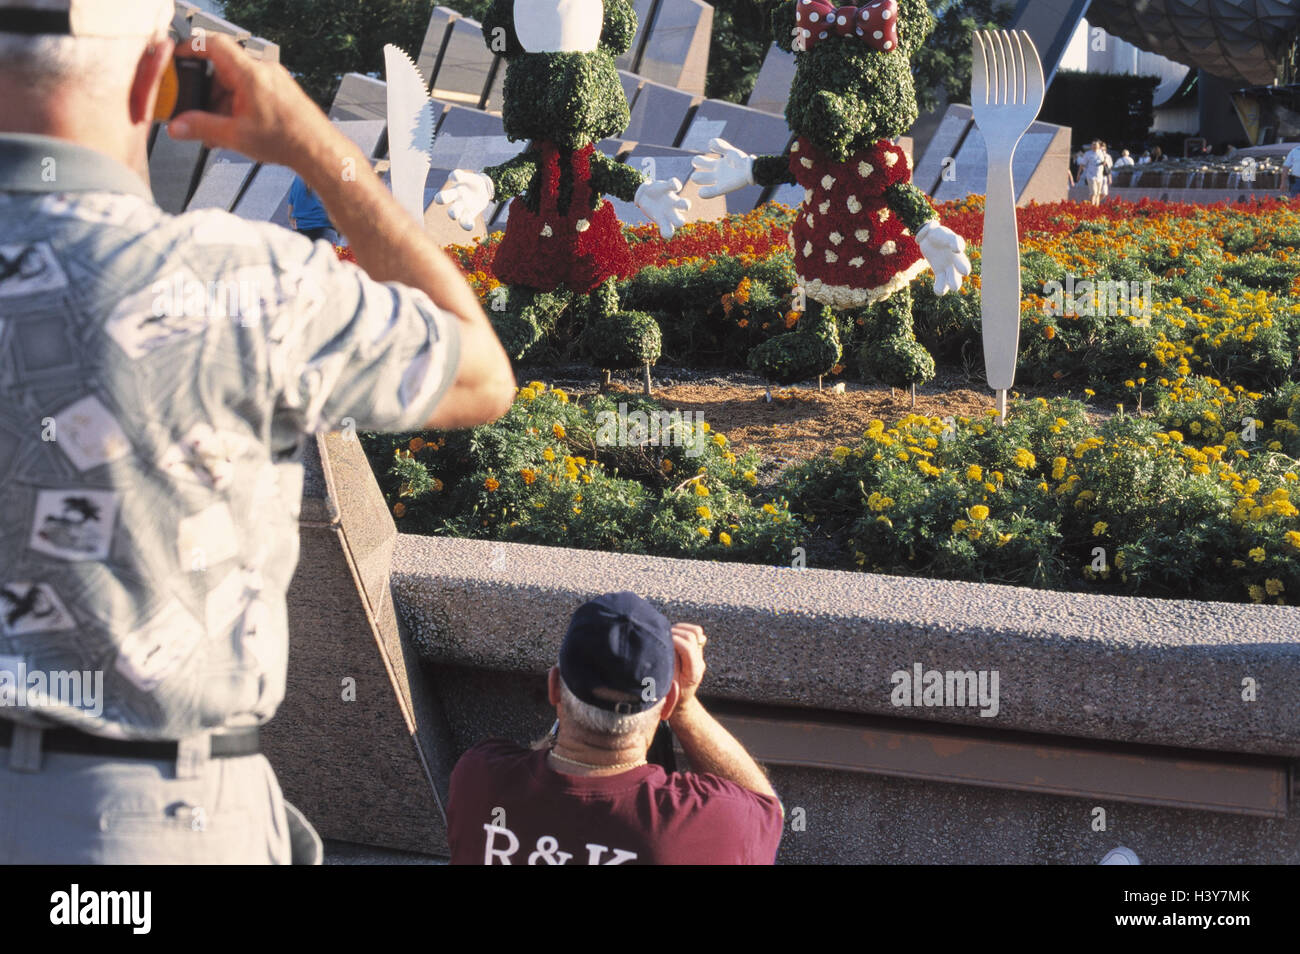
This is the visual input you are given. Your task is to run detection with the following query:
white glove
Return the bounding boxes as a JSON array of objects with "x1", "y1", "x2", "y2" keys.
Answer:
[
  {"x1": 690, "y1": 137, "x2": 755, "y2": 199},
  {"x1": 916, "y1": 220, "x2": 972, "y2": 296},
  {"x1": 635, "y1": 178, "x2": 690, "y2": 239},
  {"x1": 434, "y1": 169, "x2": 494, "y2": 231}
]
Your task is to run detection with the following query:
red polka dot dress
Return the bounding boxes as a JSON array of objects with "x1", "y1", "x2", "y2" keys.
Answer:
[{"x1": 787, "y1": 136, "x2": 929, "y2": 309}]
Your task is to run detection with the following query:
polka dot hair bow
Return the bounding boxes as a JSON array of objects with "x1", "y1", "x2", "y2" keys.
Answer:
[{"x1": 793, "y1": 0, "x2": 899, "y2": 53}]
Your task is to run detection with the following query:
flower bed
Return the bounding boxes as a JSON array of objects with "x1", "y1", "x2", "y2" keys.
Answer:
[{"x1": 357, "y1": 197, "x2": 1300, "y2": 605}]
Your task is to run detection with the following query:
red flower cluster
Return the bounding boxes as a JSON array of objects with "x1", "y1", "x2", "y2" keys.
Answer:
[{"x1": 492, "y1": 143, "x2": 636, "y2": 294}]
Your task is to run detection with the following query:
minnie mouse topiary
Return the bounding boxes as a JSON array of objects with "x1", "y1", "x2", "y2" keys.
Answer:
[
  {"x1": 692, "y1": 0, "x2": 971, "y2": 388},
  {"x1": 435, "y1": 0, "x2": 690, "y2": 391}
]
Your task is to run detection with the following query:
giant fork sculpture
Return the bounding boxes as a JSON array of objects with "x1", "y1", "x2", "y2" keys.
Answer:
[{"x1": 970, "y1": 29, "x2": 1044, "y2": 425}]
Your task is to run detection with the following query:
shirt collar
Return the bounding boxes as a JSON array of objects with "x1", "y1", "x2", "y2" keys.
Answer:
[{"x1": 0, "y1": 133, "x2": 154, "y2": 202}]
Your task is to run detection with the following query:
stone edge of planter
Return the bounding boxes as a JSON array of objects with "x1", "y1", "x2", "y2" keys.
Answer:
[{"x1": 391, "y1": 533, "x2": 1300, "y2": 758}]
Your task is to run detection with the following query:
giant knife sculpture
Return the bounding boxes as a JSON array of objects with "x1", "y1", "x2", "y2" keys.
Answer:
[
  {"x1": 969, "y1": 30, "x2": 1045, "y2": 424},
  {"x1": 384, "y1": 44, "x2": 437, "y2": 226}
]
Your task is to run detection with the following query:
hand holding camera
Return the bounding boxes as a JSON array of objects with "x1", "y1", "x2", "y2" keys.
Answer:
[{"x1": 165, "y1": 32, "x2": 337, "y2": 170}]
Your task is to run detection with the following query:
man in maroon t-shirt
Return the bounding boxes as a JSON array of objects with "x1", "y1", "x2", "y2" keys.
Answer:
[{"x1": 446, "y1": 591, "x2": 784, "y2": 864}]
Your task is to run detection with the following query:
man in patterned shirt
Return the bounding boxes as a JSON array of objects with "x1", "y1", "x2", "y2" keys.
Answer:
[{"x1": 0, "y1": 0, "x2": 515, "y2": 862}]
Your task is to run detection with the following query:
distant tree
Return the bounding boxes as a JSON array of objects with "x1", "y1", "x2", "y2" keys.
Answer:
[
  {"x1": 220, "y1": 0, "x2": 436, "y2": 106},
  {"x1": 911, "y1": 0, "x2": 1015, "y2": 114},
  {"x1": 705, "y1": 0, "x2": 771, "y2": 103}
]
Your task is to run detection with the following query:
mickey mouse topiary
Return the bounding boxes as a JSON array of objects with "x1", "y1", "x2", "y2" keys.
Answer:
[
  {"x1": 692, "y1": 0, "x2": 971, "y2": 389},
  {"x1": 435, "y1": 0, "x2": 689, "y2": 393}
]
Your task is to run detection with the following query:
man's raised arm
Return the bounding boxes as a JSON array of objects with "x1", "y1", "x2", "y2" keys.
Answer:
[
  {"x1": 170, "y1": 33, "x2": 515, "y2": 430},
  {"x1": 667, "y1": 624, "x2": 779, "y2": 802}
]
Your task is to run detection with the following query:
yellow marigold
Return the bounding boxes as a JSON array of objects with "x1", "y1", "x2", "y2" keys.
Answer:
[
  {"x1": 762, "y1": 503, "x2": 778, "y2": 515},
  {"x1": 1092, "y1": 521, "x2": 1108, "y2": 536},
  {"x1": 552, "y1": 388, "x2": 569, "y2": 404},
  {"x1": 1249, "y1": 547, "x2": 1266, "y2": 563},
  {"x1": 966, "y1": 464, "x2": 983, "y2": 481},
  {"x1": 484, "y1": 477, "x2": 500, "y2": 492},
  {"x1": 713, "y1": 434, "x2": 727, "y2": 447},
  {"x1": 1265, "y1": 578, "x2": 1285, "y2": 596},
  {"x1": 528, "y1": 380, "x2": 547, "y2": 393},
  {"x1": 1287, "y1": 531, "x2": 1300, "y2": 550},
  {"x1": 695, "y1": 483, "x2": 710, "y2": 497},
  {"x1": 833, "y1": 446, "x2": 852, "y2": 460},
  {"x1": 1051, "y1": 457, "x2": 1068, "y2": 480},
  {"x1": 719, "y1": 532, "x2": 732, "y2": 547},
  {"x1": 542, "y1": 447, "x2": 555, "y2": 462},
  {"x1": 1037, "y1": 482, "x2": 1050, "y2": 493},
  {"x1": 696, "y1": 505, "x2": 712, "y2": 520},
  {"x1": 552, "y1": 422, "x2": 566, "y2": 439},
  {"x1": 697, "y1": 526, "x2": 711, "y2": 537},
  {"x1": 743, "y1": 470, "x2": 757, "y2": 485},
  {"x1": 520, "y1": 468, "x2": 536, "y2": 485},
  {"x1": 1248, "y1": 584, "x2": 1266, "y2": 603},
  {"x1": 969, "y1": 505, "x2": 990, "y2": 521},
  {"x1": 700, "y1": 422, "x2": 711, "y2": 434},
  {"x1": 518, "y1": 386, "x2": 537, "y2": 402},
  {"x1": 1012, "y1": 449, "x2": 1036, "y2": 469},
  {"x1": 951, "y1": 519, "x2": 969, "y2": 533}
]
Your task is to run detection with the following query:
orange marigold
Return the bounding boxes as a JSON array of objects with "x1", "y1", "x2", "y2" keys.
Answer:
[{"x1": 484, "y1": 477, "x2": 500, "y2": 492}]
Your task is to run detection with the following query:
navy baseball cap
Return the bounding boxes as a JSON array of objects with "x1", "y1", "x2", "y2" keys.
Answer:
[{"x1": 559, "y1": 592, "x2": 674, "y2": 714}]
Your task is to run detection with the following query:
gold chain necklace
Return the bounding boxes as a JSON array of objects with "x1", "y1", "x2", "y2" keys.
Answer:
[{"x1": 548, "y1": 748, "x2": 647, "y2": 772}]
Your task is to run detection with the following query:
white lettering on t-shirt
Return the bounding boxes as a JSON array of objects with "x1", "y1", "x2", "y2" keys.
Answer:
[
  {"x1": 482, "y1": 823, "x2": 520, "y2": 864},
  {"x1": 478, "y1": 821, "x2": 640, "y2": 865},
  {"x1": 585, "y1": 843, "x2": 638, "y2": 865},
  {"x1": 527, "y1": 836, "x2": 574, "y2": 865}
]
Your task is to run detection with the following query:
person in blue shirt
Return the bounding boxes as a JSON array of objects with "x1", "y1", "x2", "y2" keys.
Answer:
[{"x1": 288, "y1": 174, "x2": 340, "y2": 244}]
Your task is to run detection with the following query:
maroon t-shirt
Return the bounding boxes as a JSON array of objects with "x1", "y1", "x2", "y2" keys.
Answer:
[{"x1": 447, "y1": 740, "x2": 784, "y2": 865}]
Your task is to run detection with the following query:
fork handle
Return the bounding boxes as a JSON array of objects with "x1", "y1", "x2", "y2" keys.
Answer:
[{"x1": 981, "y1": 156, "x2": 1021, "y2": 392}]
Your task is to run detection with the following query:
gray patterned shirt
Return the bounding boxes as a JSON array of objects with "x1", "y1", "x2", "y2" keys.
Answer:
[{"x1": 0, "y1": 133, "x2": 460, "y2": 739}]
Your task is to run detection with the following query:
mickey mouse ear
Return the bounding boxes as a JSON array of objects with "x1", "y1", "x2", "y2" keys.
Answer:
[{"x1": 515, "y1": 0, "x2": 603, "y2": 53}]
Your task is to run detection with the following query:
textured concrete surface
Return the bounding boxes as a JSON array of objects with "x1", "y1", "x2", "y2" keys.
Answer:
[
  {"x1": 263, "y1": 434, "x2": 455, "y2": 856},
  {"x1": 392, "y1": 535, "x2": 1300, "y2": 758}
]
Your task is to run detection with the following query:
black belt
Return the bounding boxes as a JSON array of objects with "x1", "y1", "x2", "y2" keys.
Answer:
[{"x1": 0, "y1": 721, "x2": 259, "y2": 760}]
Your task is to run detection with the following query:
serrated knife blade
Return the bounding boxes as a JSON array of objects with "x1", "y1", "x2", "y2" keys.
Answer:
[{"x1": 383, "y1": 44, "x2": 436, "y2": 226}]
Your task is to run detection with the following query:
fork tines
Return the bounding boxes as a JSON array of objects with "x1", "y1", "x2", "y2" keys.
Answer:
[{"x1": 971, "y1": 30, "x2": 1044, "y2": 110}]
